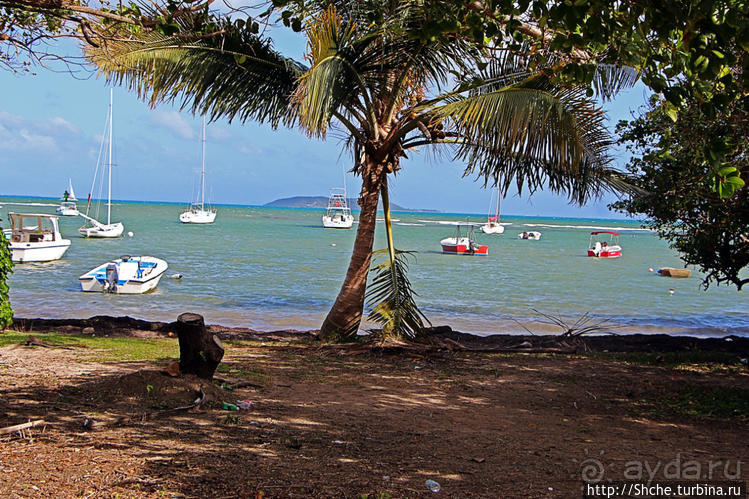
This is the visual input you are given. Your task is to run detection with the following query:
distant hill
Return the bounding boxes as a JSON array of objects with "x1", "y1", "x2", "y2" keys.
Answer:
[{"x1": 264, "y1": 196, "x2": 439, "y2": 212}]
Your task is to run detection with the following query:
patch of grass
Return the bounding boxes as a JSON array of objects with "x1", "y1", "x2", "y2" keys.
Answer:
[
  {"x1": 661, "y1": 386, "x2": 749, "y2": 420},
  {"x1": 0, "y1": 330, "x2": 178, "y2": 362},
  {"x1": 593, "y1": 351, "x2": 744, "y2": 372},
  {"x1": 216, "y1": 364, "x2": 270, "y2": 385}
]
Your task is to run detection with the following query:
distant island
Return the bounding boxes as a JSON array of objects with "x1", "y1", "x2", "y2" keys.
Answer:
[{"x1": 264, "y1": 196, "x2": 440, "y2": 213}]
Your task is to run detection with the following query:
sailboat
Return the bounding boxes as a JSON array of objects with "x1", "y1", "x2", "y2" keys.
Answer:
[
  {"x1": 480, "y1": 185, "x2": 507, "y2": 234},
  {"x1": 179, "y1": 117, "x2": 217, "y2": 224},
  {"x1": 56, "y1": 179, "x2": 79, "y2": 216},
  {"x1": 79, "y1": 89, "x2": 124, "y2": 238}
]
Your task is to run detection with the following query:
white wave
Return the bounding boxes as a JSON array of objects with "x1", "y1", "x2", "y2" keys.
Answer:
[
  {"x1": 396, "y1": 222, "x2": 425, "y2": 226},
  {"x1": 522, "y1": 223, "x2": 652, "y2": 232}
]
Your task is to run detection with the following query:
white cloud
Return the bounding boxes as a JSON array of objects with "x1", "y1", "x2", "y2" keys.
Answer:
[
  {"x1": 0, "y1": 111, "x2": 60, "y2": 153},
  {"x1": 49, "y1": 116, "x2": 80, "y2": 134},
  {"x1": 148, "y1": 111, "x2": 196, "y2": 140},
  {"x1": 207, "y1": 125, "x2": 232, "y2": 142}
]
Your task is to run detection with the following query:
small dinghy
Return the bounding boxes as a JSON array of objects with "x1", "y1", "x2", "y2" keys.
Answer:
[
  {"x1": 658, "y1": 267, "x2": 691, "y2": 278},
  {"x1": 518, "y1": 231, "x2": 541, "y2": 240},
  {"x1": 79, "y1": 255, "x2": 168, "y2": 294}
]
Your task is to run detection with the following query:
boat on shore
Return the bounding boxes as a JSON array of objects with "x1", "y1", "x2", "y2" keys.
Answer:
[
  {"x1": 322, "y1": 188, "x2": 354, "y2": 228},
  {"x1": 6, "y1": 212, "x2": 71, "y2": 263},
  {"x1": 588, "y1": 231, "x2": 621, "y2": 258},
  {"x1": 79, "y1": 255, "x2": 168, "y2": 294},
  {"x1": 180, "y1": 117, "x2": 217, "y2": 224},
  {"x1": 441, "y1": 224, "x2": 488, "y2": 255}
]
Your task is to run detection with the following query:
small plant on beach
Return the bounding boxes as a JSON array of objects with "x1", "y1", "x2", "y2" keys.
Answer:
[
  {"x1": 0, "y1": 231, "x2": 13, "y2": 330},
  {"x1": 365, "y1": 249, "x2": 429, "y2": 340}
]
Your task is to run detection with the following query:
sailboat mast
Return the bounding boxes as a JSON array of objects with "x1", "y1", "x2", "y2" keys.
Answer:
[
  {"x1": 201, "y1": 117, "x2": 206, "y2": 210},
  {"x1": 496, "y1": 185, "x2": 501, "y2": 223},
  {"x1": 107, "y1": 88, "x2": 113, "y2": 225}
]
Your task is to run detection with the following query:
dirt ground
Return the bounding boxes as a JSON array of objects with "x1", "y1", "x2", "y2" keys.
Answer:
[{"x1": 1, "y1": 323, "x2": 748, "y2": 498}]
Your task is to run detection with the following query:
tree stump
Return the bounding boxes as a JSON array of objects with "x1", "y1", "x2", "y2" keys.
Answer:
[{"x1": 176, "y1": 313, "x2": 224, "y2": 379}]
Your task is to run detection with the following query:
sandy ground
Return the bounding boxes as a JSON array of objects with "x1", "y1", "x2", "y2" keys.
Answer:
[{"x1": 1, "y1": 327, "x2": 748, "y2": 498}]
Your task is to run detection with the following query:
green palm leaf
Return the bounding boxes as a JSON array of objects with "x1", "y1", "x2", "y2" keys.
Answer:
[
  {"x1": 430, "y1": 79, "x2": 624, "y2": 204},
  {"x1": 365, "y1": 249, "x2": 430, "y2": 340},
  {"x1": 87, "y1": 29, "x2": 305, "y2": 127}
]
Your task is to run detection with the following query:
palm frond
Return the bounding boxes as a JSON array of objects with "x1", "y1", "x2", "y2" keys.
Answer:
[
  {"x1": 429, "y1": 78, "x2": 625, "y2": 204},
  {"x1": 592, "y1": 64, "x2": 640, "y2": 101},
  {"x1": 296, "y1": 5, "x2": 365, "y2": 136},
  {"x1": 87, "y1": 29, "x2": 305, "y2": 126},
  {"x1": 365, "y1": 249, "x2": 430, "y2": 340}
]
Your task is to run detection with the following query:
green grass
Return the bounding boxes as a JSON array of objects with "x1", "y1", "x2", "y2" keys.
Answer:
[
  {"x1": 592, "y1": 351, "x2": 744, "y2": 372},
  {"x1": 661, "y1": 386, "x2": 749, "y2": 420},
  {"x1": 0, "y1": 330, "x2": 179, "y2": 362}
]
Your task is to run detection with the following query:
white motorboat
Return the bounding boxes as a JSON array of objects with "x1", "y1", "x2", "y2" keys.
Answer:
[
  {"x1": 480, "y1": 185, "x2": 508, "y2": 234},
  {"x1": 79, "y1": 255, "x2": 168, "y2": 294},
  {"x1": 518, "y1": 231, "x2": 541, "y2": 240},
  {"x1": 79, "y1": 89, "x2": 125, "y2": 238},
  {"x1": 6, "y1": 212, "x2": 71, "y2": 263},
  {"x1": 56, "y1": 201, "x2": 79, "y2": 216},
  {"x1": 322, "y1": 188, "x2": 354, "y2": 228},
  {"x1": 180, "y1": 117, "x2": 217, "y2": 224}
]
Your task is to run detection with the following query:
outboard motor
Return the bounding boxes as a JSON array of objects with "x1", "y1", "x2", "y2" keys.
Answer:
[{"x1": 104, "y1": 263, "x2": 118, "y2": 293}]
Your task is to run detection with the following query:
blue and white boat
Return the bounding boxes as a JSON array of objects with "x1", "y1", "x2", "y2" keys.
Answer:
[{"x1": 79, "y1": 255, "x2": 168, "y2": 294}]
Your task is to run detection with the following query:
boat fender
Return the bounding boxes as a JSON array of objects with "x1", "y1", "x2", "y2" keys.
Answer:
[{"x1": 104, "y1": 263, "x2": 118, "y2": 293}]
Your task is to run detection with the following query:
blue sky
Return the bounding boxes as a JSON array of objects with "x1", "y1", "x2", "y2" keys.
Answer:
[{"x1": 0, "y1": 29, "x2": 650, "y2": 218}]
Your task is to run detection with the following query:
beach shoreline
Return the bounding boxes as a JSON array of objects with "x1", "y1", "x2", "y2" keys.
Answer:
[{"x1": 11, "y1": 314, "x2": 749, "y2": 355}]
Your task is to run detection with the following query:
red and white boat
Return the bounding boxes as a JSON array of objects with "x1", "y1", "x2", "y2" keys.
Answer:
[
  {"x1": 441, "y1": 225, "x2": 488, "y2": 255},
  {"x1": 587, "y1": 231, "x2": 622, "y2": 258}
]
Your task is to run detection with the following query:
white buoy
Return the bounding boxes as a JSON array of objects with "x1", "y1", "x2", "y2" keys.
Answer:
[
  {"x1": 127, "y1": 231, "x2": 134, "y2": 237},
  {"x1": 668, "y1": 288, "x2": 675, "y2": 295},
  {"x1": 169, "y1": 273, "x2": 183, "y2": 279},
  {"x1": 648, "y1": 268, "x2": 654, "y2": 272},
  {"x1": 331, "y1": 243, "x2": 336, "y2": 247}
]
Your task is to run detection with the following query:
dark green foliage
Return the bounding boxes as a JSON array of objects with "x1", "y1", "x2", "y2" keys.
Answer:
[
  {"x1": 613, "y1": 92, "x2": 748, "y2": 290},
  {"x1": 663, "y1": 386, "x2": 749, "y2": 420},
  {"x1": 0, "y1": 230, "x2": 13, "y2": 329},
  {"x1": 365, "y1": 249, "x2": 430, "y2": 340}
]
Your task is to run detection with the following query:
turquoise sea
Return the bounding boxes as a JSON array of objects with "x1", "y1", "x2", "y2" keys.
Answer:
[{"x1": 2, "y1": 196, "x2": 747, "y2": 337}]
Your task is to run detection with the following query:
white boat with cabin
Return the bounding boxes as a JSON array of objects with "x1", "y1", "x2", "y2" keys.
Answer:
[
  {"x1": 180, "y1": 117, "x2": 217, "y2": 224},
  {"x1": 79, "y1": 255, "x2": 168, "y2": 294},
  {"x1": 56, "y1": 179, "x2": 79, "y2": 216},
  {"x1": 6, "y1": 212, "x2": 71, "y2": 263},
  {"x1": 56, "y1": 201, "x2": 79, "y2": 217},
  {"x1": 322, "y1": 188, "x2": 354, "y2": 228},
  {"x1": 79, "y1": 89, "x2": 124, "y2": 238}
]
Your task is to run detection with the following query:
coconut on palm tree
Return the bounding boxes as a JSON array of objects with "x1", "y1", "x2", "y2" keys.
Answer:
[{"x1": 87, "y1": 0, "x2": 633, "y2": 341}]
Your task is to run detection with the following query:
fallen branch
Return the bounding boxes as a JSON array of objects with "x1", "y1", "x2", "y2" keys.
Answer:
[
  {"x1": 0, "y1": 420, "x2": 45, "y2": 435},
  {"x1": 24, "y1": 335, "x2": 74, "y2": 349}
]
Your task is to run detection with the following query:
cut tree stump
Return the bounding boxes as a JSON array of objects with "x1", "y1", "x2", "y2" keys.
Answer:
[{"x1": 176, "y1": 313, "x2": 224, "y2": 379}]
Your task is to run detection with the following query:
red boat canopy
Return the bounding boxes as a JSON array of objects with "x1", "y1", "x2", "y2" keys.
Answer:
[{"x1": 590, "y1": 230, "x2": 619, "y2": 236}]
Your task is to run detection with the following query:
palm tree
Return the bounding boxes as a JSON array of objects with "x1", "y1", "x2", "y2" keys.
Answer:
[{"x1": 88, "y1": 1, "x2": 632, "y2": 341}]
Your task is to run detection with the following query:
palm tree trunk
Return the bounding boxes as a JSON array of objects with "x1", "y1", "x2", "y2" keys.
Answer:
[{"x1": 319, "y1": 162, "x2": 385, "y2": 341}]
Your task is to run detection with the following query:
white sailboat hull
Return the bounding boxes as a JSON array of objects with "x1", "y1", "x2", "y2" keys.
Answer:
[
  {"x1": 79, "y1": 222, "x2": 124, "y2": 238},
  {"x1": 322, "y1": 213, "x2": 354, "y2": 228},
  {"x1": 10, "y1": 240, "x2": 71, "y2": 263},
  {"x1": 79, "y1": 256, "x2": 168, "y2": 294},
  {"x1": 180, "y1": 209, "x2": 216, "y2": 224},
  {"x1": 480, "y1": 222, "x2": 505, "y2": 234}
]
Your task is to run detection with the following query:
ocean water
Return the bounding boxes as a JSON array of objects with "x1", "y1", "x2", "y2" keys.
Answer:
[{"x1": 2, "y1": 196, "x2": 747, "y2": 337}]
